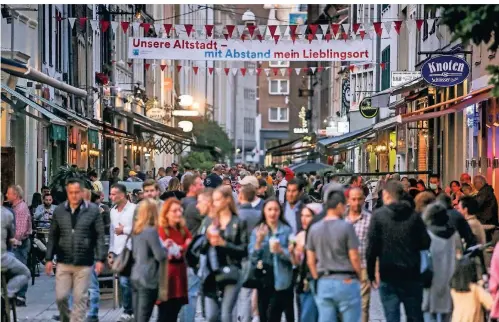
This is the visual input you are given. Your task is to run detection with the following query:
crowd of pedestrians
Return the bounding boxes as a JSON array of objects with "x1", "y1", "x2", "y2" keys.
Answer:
[{"x1": 2, "y1": 161, "x2": 499, "y2": 322}]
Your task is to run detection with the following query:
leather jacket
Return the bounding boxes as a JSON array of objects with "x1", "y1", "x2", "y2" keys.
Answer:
[{"x1": 199, "y1": 214, "x2": 248, "y2": 268}]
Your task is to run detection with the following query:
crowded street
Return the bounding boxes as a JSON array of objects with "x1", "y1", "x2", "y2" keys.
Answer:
[{"x1": 2, "y1": 3, "x2": 499, "y2": 322}]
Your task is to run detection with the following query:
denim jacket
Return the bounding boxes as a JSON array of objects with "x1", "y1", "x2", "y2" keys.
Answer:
[{"x1": 248, "y1": 223, "x2": 293, "y2": 291}]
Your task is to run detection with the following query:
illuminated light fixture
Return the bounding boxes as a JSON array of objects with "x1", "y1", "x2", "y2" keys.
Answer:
[
  {"x1": 178, "y1": 120, "x2": 193, "y2": 132},
  {"x1": 172, "y1": 110, "x2": 200, "y2": 117},
  {"x1": 389, "y1": 141, "x2": 396, "y2": 151},
  {"x1": 143, "y1": 146, "x2": 147, "y2": 152},
  {"x1": 178, "y1": 95, "x2": 194, "y2": 107},
  {"x1": 80, "y1": 143, "x2": 88, "y2": 152},
  {"x1": 192, "y1": 102, "x2": 200, "y2": 109},
  {"x1": 144, "y1": 152, "x2": 151, "y2": 158},
  {"x1": 367, "y1": 144, "x2": 373, "y2": 153}
]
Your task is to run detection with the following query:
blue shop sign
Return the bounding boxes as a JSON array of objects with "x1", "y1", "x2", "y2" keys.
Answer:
[{"x1": 421, "y1": 55, "x2": 469, "y2": 87}]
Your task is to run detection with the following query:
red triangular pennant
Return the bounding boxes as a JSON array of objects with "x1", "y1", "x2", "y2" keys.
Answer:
[
  {"x1": 331, "y1": 24, "x2": 340, "y2": 37},
  {"x1": 205, "y1": 25, "x2": 214, "y2": 37},
  {"x1": 416, "y1": 19, "x2": 424, "y2": 31},
  {"x1": 325, "y1": 33, "x2": 332, "y2": 42},
  {"x1": 226, "y1": 25, "x2": 235, "y2": 38},
  {"x1": 224, "y1": 34, "x2": 229, "y2": 41},
  {"x1": 100, "y1": 20, "x2": 110, "y2": 33},
  {"x1": 240, "y1": 68, "x2": 247, "y2": 76},
  {"x1": 352, "y1": 23, "x2": 361, "y2": 35},
  {"x1": 164, "y1": 24, "x2": 172, "y2": 35},
  {"x1": 79, "y1": 17, "x2": 87, "y2": 29},
  {"x1": 364, "y1": 64, "x2": 370, "y2": 70},
  {"x1": 394, "y1": 21, "x2": 403, "y2": 35},
  {"x1": 193, "y1": 66, "x2": 199, "y2": 75},
  {"x1": 342, "y1": 32, "x2": 349, "y2": 41},
  {"x1": 380, "y1": 62, "x2": 386, "y2": 70},
  {"x1": 308, "y1": 24, "x2": 318, "y2": 36},
  {"x1": 272, "y1": 68, "x2": 279, "y2": 76},
  {"x1": 177, "y1": 65, "x2": 182, "y2": 73},
  {"x1": 184, "y1": 24, "x2": 194, "y2": 37},
  {"x1": 121, "y1": 21, "x2": 130, "y2": 34},
  {"x1": 274, "y1": 35, "x2": 280, "y2": 44},
  {"x1": 307, "y1": 34, "x2": 314, "y2": 44},
  {"x1": 302, "y1": 67, "x2": 309, "y2": 74},
  {"x1": 256, "y1": 68, "x2": 262, "y2": 76},
  {"x1": 373, "y1": 22, "x2": 383, "y2": 37},
  {"x1": 359, "y1": 30, "x2": 366, "y2": 40},
  {"x1": 287, "y1": 68, "x2": 293, "y2": 76},
  {"x1": 160, "y1": 65, "x2": 167, "y2": 71},
  {"x1": 349, "y1": 65, "x2": 355, "y2": 72},
  {"x1": 291, "y1": 35, "x2": 297, "y2": 44},
  {"x1": 256, "y1": 34, "x2": 263, "y2": 42},
  {"x1": 289, "y1": 25, "x2": 297, "y2": 36},
  {"x1": 127, "y1": 62, "x2": 133, "y2": 68},
  {"x1": 142, "y1": 23, "x2": 151, "y2": 35},
  {"x1": 317, "y1": 66, "x2": 324, "y2": 73},
  {"x1": 208, "y1": 67, "x2": 214, "y2": 75},
  {"x1": 224, "y1": 68, "x2": 230, "y2": 76},
  {"x1": 145, "y1": 63, "x2": 150, "y2": 71},
  {"x1": 247, "y1": 25, "x2": 256, "y2": 37},
  {"x1": 268, "y1": 25, "x2": 278, "y2": 37},
  {"x1": 56, "y1": 15, "x2": 64, "y2": 22}
]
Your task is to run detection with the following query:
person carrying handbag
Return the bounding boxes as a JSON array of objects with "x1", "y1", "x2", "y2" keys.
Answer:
[{"x1": 199, "y1": 186, "x2": 248, "y2": 322}]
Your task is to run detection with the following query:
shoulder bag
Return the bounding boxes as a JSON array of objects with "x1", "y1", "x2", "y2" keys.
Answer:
[{"x1": 111, "y1": 234, "x2": 133, "y2": 275}]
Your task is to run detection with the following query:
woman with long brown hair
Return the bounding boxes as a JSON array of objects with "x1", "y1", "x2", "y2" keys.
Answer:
[
  {"x1": 157, "y1": 198, "x2": 192, "y2": 321},
  {"x1": 160, "y1": 177, "x2": 186, "y2": 201},
  {"x1": 200, "y1": 185, "x2": 248, "y2": 322},
  {"x1": 130, "y1": 198, "x2": 167, "y2": 322}
]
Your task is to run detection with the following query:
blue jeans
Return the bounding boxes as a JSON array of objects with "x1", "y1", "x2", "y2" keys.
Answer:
[
  {"x1": 179, "y1": 268, "x2": 200, "y2": 322},
  {"x1": 68, "y1": 265, "x2": 100, "y2": 318},
  {"x1": 300, "y1": 291, "x2": 318, "y2": 322},
  {"x1": 120, "y1": 275, "x2": 133, "y2": 315},
  {"x1": 204, "y1": 283, "x2": 240, "y2": 322},
  {"x1": 315, "y1": 278, "x2": 361, "y2": 322},
  {"x1": 12, "y1": 238, "x2": 30, "y2": 298},
  {"x1": 379, "y1": 280, "x2": 423, "y2": 322}
]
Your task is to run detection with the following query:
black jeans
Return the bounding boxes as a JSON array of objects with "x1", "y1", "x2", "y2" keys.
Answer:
[
  {"x1": 379, "y1": 280, "x2": 424, "y2": 322},
  {"x1": 132, "y1": 287, "x2": 158, "y2": 322},
  {"x1": 157, "y1": 298, "x2": 185, "y2": 322},
  {"x1": 257, "y1": 286, "x2": 294, "y2": 322}
]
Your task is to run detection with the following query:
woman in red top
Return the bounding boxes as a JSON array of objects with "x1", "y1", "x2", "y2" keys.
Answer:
[{"x1": 157, "y1": 198, "x2": 192, "y2": 322}]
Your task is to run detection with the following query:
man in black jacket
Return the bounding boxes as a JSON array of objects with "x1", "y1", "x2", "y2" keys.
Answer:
[
  {"x1": 474, "y1": 175, "x2": 499, "y2": 227},
  {"x1": 366, "y1": 180, "x2": 430, "y2": 322},
  {"x1": 45, "y1": 178, "x2": 106, "y2": 322}
]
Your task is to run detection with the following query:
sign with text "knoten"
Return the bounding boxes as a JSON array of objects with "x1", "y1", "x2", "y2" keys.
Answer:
[{"x1": 129, "y1": 38, "x2": 372, "y2": 62}]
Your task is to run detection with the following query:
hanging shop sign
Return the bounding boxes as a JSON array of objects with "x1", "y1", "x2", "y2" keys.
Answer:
[
  {"x1": 293, "y1": 106, "x2": 309, "y2": 134},
  {"x1": 391, "y1": 71, "x2": 421, "y2": 87},
  {"x1": 342, "y1": 79, "x2": 350, "y2": 114},
  {"x1": 129, "y1": 38, "x2": 371, "y2": 62},
  {"x1": 146, "y1": 107, "x2": 167, "y2": 122},
  {"x1": 421, "y1": 55, "x2": 469, "y2": 87},
  {"x1": 359, "y1": 97, "x2": 378, "y2": 119}
]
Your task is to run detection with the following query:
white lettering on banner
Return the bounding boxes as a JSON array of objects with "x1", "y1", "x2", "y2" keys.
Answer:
[{"x1": 129, "y1": 38, "x2": 371, "y2": 62}]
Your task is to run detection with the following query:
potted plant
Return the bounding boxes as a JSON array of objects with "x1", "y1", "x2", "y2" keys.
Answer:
[{"x1": 49, "y1": 166, "x2": 93, "y2": 203}]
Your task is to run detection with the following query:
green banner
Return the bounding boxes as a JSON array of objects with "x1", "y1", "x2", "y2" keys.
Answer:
[
  {"x1": 88, "y1": 129, "x2": 99, "y2": 147},
  {"x1": 50, "y1": 124, "x2": 67, "y2": 141}
]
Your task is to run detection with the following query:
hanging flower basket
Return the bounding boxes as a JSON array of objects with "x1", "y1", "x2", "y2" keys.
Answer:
[{"x1": 95, "y1": 72, "x2": 109, "y2": 86}]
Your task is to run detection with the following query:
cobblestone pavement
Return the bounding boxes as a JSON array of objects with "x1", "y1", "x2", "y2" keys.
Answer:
[{"x1": 13, "y1": 274, "x2": 405, "y2": 322}]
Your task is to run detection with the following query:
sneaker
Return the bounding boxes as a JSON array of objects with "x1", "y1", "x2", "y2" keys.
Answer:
[
  {"x1": 52, "y1": 315, "x2": 60, "y2": 321},
  {"x1": 86, "y1": 316, "x2": 99, "y2": 322},
  {"x1": 117, "y1": 313, "x2": 133, "y2": 321},
  {"x1": 16, "y1": 296, "x2": 26, "y2": 307}
]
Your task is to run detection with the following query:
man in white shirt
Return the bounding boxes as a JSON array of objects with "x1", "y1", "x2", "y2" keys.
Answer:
[
  {"x1": 157, "y1": 167, "x2": 173, "y2": 193},
  {"x1": 89, "y1": 170, "x2": 103, "y2": 193},
  {"x1": 276, "y1": 169, "x2": 288, "y2": 204},
  {"x1": 108, "y1": 184, "x2": 136, "y2": 321}
]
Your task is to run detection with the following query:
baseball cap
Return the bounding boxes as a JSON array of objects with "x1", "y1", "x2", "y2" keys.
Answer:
[{"x1": 239, "y1": 175, "x2": 259, "y2": 189}]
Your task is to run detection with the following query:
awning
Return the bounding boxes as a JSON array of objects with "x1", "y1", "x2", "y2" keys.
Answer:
[
  {"x1": 16, "y1": 88, "x2": 99, "y2": 130},
  {"x1": 401, "y1": 85, "x2": 493, "y2": 123},
  {"x1": 373, "y1": 115, "x2": 402, "y2": 131},
  {"x1": 1, "y1": 84, "x2": 67, "y2": 126},
  {"x1": 289, "y1": 162, "x2": 330, "y2": 173},
  {"x1": 1, "y1": 57, "x2": 88, "y2": 98},
  {"x1": 371, "y1": 78, "x2": 425, "y2": 108},
  {"x1": 266, "y1": 138, "x2": 302, "y2": 154},
  {"x1": 318, "y1": 126, "x2": 373, "y2": 148},
  {"x1": 129, "y1": 111, "x2": 192, "y2": 141}
]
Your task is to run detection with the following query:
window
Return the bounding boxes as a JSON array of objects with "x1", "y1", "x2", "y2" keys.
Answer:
[
  {"x1": 244, "y1": 118, "x2": 255, "y2": 134},
  {"x1": 269, "y1": 79, "x2": 289, "y2": 95},
  {"x1": 269, "y1": 61, "x2": 290, "y2": 67},
  {"x1": 244, "y1": 61, "x2": 256, "y2": 69},
  {"x1": 269, "y1": 107, "x2": 289, "y2": 122},
  {"x1": 55, "y1": 9, "x2": 62, "y2": 72},
  {"x1": 244, "y1": 88, "x2": 256, "y2": 100},
  {"x1": 48, "y1": 4, "x2": 53, "y2": 66},
  {"x1": 381, "y1": 46, "x2": 391, "y2": 91}
]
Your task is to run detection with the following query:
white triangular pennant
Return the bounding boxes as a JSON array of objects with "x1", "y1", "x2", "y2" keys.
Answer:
[
  {"x1": 427, "y1": 19, "x2": 435, "y2": 30},
  {"x1": 111, "y1": 21, "x2": 119, "y2": 34},
  {"x1": 320, "y1": 24, "x2": 329, "y2": 35},
  {"x1": 215, "y1": 68, "x2": 222, "y2": 75},
  {"x1": 406, "y1": 20, "x2": 415, "y2": 34},
  {"x1": 214, "y1": 25, "x2": 224, "y2": 37},
  {"x1": 280, "y1": 68, "x2": 286, "y2": 76},
  {"x1": 279, "y1": 25, "x2": 287, "y2": 36},
  {"x1": 350, "y1": 31, "x2": 357, "y2": 40},
  {"x1": 258, "y1": 25, "x2": 267, "y2": 37},
  {"x1": 342, "y1": 23, "x2": 350, "y2": 34},
  {"x1": 154, "y1": 24, "x2": 163, "y2": 35},
  {"x1": 90, "y1": 20, "x2": 99, "y2": 32},
  {"x1": 264, "y1": 68, "x2": 270, "y2": 76},
  {"x1": 248, "y1": 68, "x2": 255, "y2": 76},
  {"x1": 175, "y1": 24, "x2": 184, "y2": 37},
  {"x1": 132, "y1": 22, "x2": 141, "y2": 35},
  {"x1": 295, "y1": 68, "x2": 301, "y2": 75},
  {"x1": 236, "y1": 25, "x2": 245, "y2": 37},
  {"x1": 325, "y1": 66, "x2": 331, "y2": 70},
  {"x1": 316, "y1": 34, "x2": 324, "y2": 40},
  {"x1": 232, "y1": 68, "x2": 238, "y2": 76},
  {"x1": 309, "y1": 67, "x2": 317, "y2": 74},
  {"x1": 184, "y1": 66, "x2": 191, "y2": 72},
  {"x1": 68, "y1": 18, "x2": 76, "y2": 29},
  {"x1": 298, "y1": 25, "x2": 307, "y2": 35},
  {"x1": 384, "y1": 21, "x2": 392, "y2": 34},
  {"x1": 151, "y1": 63, "x2": 157, "y2": 71}
]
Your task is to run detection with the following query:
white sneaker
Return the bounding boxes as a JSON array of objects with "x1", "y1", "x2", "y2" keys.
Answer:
[{"x1": 118, "y1": 313, "x2": 133, "y2": 321}]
